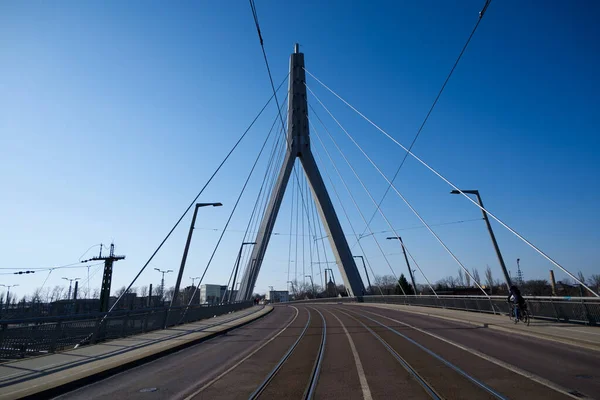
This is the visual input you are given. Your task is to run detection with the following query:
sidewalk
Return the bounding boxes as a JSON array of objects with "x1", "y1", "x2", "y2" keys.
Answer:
[
  {"x1": 0, "y1": 305, "x2": 272, "y2": 399},
  {"x1": 353, "y1": 303, "x2": 600, "y2": 352}
]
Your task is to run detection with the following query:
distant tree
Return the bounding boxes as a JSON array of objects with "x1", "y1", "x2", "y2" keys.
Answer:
[
  {"x1": 114, "y1": 286, "x2": 128, "y2": 297},
  {"x1": 92, "y1": 288, "x2": 101, "y2": 299},
  {"x1": 522, "y1": 279, "x2": 550, "y2": 296},
  {"x1": 50, "y1": 285, "x2": 65, "y2": 302},
  {"x1": 30, "y1": 287, "x2": 43, "y2": 304},
  {"x1": 590, "y1": 274, "x2": 600, "y2": 293},
  {"x1": 457, "y1": 269, "x2": 465, "y2": 287},
  {"x1": 139, "y1": 285, "x2": 149, "y2": 298},
  {"x1": 472, "y1": 268, "x2": 481, "y2": 286},
  {"x1": 398, "y1": 274, "x2": 414, "y2": 295},
  {"x1": 164, "y1": 286, "x2": 175, "y2": 302},
  {"x1": 485, "y1": 265, "x2": 494, "y2": 294},
  {"x1": 464, "y1": 270, "x2": 471, "y2": 287}
]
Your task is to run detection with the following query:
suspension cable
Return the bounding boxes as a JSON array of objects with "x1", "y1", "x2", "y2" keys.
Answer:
[
  {"x1": 185, "y1": 105, "x2": 286, "y2": 309},
  {"x1": 312, "y1": 145, "x2": 385, "y2": 295},
  {"x1": 307, "y1": 122, "x2": 407, "y2": 295},
  {"x1": 107, "y1": 76, "x2": 288, "y2": 314},
  {"x1": 308, "y1": 88, "x2": 485, "y2": 297},
  {"x1": 356, "y1": 0, "x2": 494, "y2": 236},
  {"x1": 305, "y1": 75, "x2": 599, "y2": 297}
]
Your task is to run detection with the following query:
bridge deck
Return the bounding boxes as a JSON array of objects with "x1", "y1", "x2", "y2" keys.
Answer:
[
  {"x1": 28, "y1": 303, "x2": 600, "y2": 400},
  {"x1": 0, "y1": 306, "x2": 271, "y2": 399},
  {"x1": 355, "y1": 303, "x2": 600, "y2": 351}
]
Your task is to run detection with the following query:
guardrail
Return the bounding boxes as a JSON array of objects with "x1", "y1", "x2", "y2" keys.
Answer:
[
  {"x1": 288, "y1": 295, "x2": 600, "y2": 325},
  {"x1": 0, "y1": 301, "x2": 253, "y2": 361}
]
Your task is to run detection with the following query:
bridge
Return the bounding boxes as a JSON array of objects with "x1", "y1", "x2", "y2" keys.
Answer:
[{"x1": 1, "y1": 1, "x2": 599, "y2": 399}]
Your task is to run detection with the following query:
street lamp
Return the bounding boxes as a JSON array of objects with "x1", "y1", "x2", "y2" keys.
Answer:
[
  {"x1": 154, "y1": 268, "x2": 173, "y2": 303},
  {"x1": 0, "y1": 284, "x2": 18, "y2": 310},
  {"x1": 171, "y1": 202, "x2": 222, "y2": 307},
  {"x1": 353, "y1": 256, "x2": 372, "y2": 295},
  {"x1": 62, "y1": 277, "x2": 80, "y2": 300},
  {"x1": 450, "y1": 189, "x2": 511, "y2": 289},
  {"x1": 190, "y1": 276, "x2": 201, "y2": 287},
  {"x1": 386, "y1": 237, "x2": 417, "y2": 295},
  {"x1": 226, "y1": 242, "x2": 256, "y2": 302},
  {"x1": 305, "y1": 275, "x2": 315, "y2": 297}
]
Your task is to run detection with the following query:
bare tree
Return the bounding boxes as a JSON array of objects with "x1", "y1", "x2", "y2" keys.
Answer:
[
  {"x1": 465, "y1": 271, "x2": 471, "y2": 287},
  {"x1": 485, "y1": 265, "x2": 494, "y2": 294},
  {"x1": 457, "y1": 269, "x2": 465, "y2": 287},
  {"x1": 50, "y1": 285, "x2": 65, "y2": 302},
  {"x1": 590, "y1": 274, "x2": 600, "y2": 293},
  {"x1": 30, "y1": 287, "x2": 44, "y2": 304},
  {"x1": 577, "y1": 271, "x2": 586, "y2": 285},
  {"x1": 92, "y1": 288, "x2": 100, "y2": 299},
  {"x1": 471, "y1": 268, "x2": 481, "y2": 286},
  {"x1": 139, "y1": 285, "x2": 149, "y2": 298}
]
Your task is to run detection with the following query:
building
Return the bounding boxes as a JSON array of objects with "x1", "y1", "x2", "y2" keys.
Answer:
[
  {"x1": 265, "y1": 290, "x2": 289, "y2": 303},
  {"x1": 200, "y1": 284, "x2": 227, "y2": 304}
]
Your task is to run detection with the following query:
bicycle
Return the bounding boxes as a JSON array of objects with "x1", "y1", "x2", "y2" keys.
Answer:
[{"x1": 508, "y1": 302, "x2": 530, "y2": 325}]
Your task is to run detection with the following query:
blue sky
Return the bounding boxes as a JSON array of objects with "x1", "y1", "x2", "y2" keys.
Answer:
[{"x1": 1, "y1": 1, "x2": 598, "y2": 300}]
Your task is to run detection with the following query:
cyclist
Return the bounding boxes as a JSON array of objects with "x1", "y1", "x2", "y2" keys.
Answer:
[{"x1": 507, "y1": 285, "x2": 526, "y2": 321}]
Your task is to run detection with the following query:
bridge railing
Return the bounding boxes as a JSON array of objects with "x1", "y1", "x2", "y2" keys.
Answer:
[
  {"x1": 0, "y1": 301, "x2": 253, "y2": 361},
  {"x1": 286, "y1": 295, "x2": 600, "y2": 325}
]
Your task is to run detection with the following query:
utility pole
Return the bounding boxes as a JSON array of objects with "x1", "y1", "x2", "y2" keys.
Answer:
[
  {"x1": 516, "y1": 258, "x2": 524, "y2": 286},
  {"x1": 82, "y1": 243, "x2": 125, "y2": 312}
]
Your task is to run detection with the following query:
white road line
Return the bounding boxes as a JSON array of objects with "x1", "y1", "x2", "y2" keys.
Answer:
[
  {"x1": 325, "y1": 309, "x2": 372, "y2": 400},
  {"x1": 358, "y1": 308, "x2": 583, "y2": 400},
  {"x1": 182, "y1": 306, "x2": 300, "y2": 400}
]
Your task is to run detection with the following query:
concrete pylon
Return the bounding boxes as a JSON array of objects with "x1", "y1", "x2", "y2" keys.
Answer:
[{"x1": 236, "y1": 44, "x2": 365, "y2": 300}]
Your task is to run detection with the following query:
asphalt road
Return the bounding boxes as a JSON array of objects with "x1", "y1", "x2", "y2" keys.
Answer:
[{"x1": 56, "y1": 304, "x2": 600, "y2": 400}]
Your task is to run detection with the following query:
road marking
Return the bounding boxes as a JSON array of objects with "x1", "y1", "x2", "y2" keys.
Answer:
[
  {"x1": 357, "y1": 307, "x2": 585, "y2": 400},
  {"x1": 325, "y1": 309, "x2": 372, "y2": 400},
  {"x1": 182, "y1": 306, "x2": 301, "y2": 400},
  {"x1": 338, "y1": 309, "x2": 441, "y2": 400}
]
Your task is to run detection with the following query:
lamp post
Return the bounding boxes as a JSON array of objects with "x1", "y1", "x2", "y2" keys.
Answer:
[
  {"x1": 386, "y1": 237, "x2": 417, "y2": 295},
  {"x1": 0, "y1": 284, "x2": 18, "y2": 310},
  {"x1": 305, "y1": 275, "x2": 315, "y2": 297},
  {"x1": 171, "y1": 202, "x2": 222, "y2": 307},
  {"x1": 353, "y1": 255, "x2": 372, "y2": 295},
  {"x1": 62, "y1": 277, "x2": 80, "y2": 300},
  {"x1": 154, "y1": 268, "x2": 173, "y2": 304},
  {"x1": 450, "y1": 189, "x2": 512, "y2": 289},
  {"x1": 226, "y1": 242, "x2": 256, "y2": 302}
]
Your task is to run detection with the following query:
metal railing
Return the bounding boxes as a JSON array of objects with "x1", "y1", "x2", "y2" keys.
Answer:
[
  {"x1": 288, "y1": 295, "x2": 600, "y2": 326},
  {"x1": 0, "y1": 301, "x2": 253, "y2": 361}
]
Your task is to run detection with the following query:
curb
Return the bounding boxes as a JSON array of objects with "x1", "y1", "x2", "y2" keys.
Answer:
[{"x1": 5, "y1": 306, "x2": 273, "y2": 400}]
